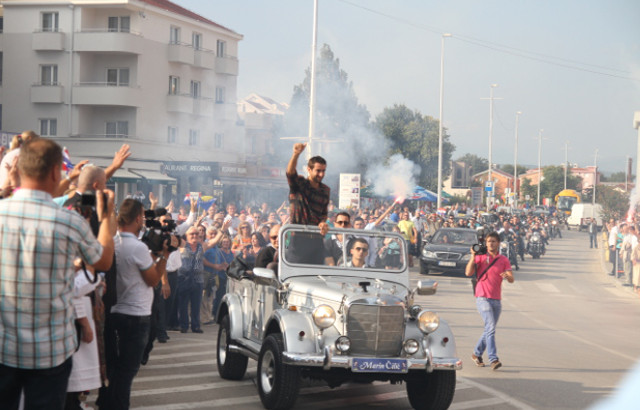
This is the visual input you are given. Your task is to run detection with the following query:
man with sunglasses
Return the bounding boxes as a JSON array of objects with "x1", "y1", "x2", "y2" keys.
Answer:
[
  {"x1": 346, "y1": 238, "x2": 370, "y2": 268},
  {"x1": 255, "y1": 225, "x2": 281, "y2": 269},
  {"x1": 324, "y1": 212, "x2": 351, "y2": 265}
]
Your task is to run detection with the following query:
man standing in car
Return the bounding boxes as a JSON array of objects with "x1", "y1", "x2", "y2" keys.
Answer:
[
  {"x1": 465, "y1": 232, "x2": 514, "y2": 371},
  {"x1": 286, "y1": 143, "x2": 330, "y2": 264}
]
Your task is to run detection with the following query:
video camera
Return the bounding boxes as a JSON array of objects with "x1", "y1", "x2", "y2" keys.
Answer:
[
  {"x1": 141, "y1": 208, "x2": 180, "y2": 254},
  {"x1": 472, "y1": 236, "x2": 488, "y2": 255}
]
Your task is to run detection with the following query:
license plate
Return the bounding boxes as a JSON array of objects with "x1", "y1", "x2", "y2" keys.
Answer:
[
  {"x1": 438, "y1": 261, "x2": 456, "y2": 267},
  {"x1": 351, "y1": 358, "x2": 408, "y2": 373}
]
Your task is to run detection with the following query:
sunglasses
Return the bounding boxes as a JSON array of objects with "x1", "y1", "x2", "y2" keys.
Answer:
[
  {"x1": 353, "y1": 247, "x2": 369, "y2": 252},
  {"x1": 270, "y1": 235, "x2": 278, "y2": 240},
  {"x1": 335, "y1": 220, "x2": 349, "y2": 226}
]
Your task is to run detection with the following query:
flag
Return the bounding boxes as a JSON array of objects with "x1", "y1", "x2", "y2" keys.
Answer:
[
  {"x1": 183, "y1": 193, "x2": 216, "y2": 210},
  {"x1": 62, "y1": 147, "x2": 74, "y2": 175}
]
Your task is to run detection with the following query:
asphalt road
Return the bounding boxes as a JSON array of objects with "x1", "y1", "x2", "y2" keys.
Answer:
[{"x1": 91, "y1": 229, "x2": 640, "y2": 409}]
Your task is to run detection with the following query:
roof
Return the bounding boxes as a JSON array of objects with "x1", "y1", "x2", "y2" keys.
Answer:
[
  {"x1": 139, "y1": 0, "x2": 238, "y2": 34},
  {"x1": 472, "y1": 168, "x2": 514, "y2": 179}
]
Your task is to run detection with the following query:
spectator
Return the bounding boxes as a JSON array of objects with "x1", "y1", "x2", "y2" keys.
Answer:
[
  {"x1": 177, "y1": 227, "x2": 207, "y2": 334},
  {"x1": 397, "y1": 211, "x2": 418, "y2": 268},
  {"x1": 632, "y1": 227, "x2": 640, "y2": 296},
  {"x1": 232, "y1": 221, "x2": 253, "y2": 254},
  {"x1": 256, "y1": 225, "x2": 281, "y2": 269},
  {"x1": 211, "y1": 236, "x2": 234, "y2": 322},
  {"x1": 0, "y1": 130, "x2": 39, "y2": 188},
  {"x1": 243, "y1": 232, "x2": 267, "y2": 265},
  {"x1": 224, "y1": 202, "x2": 241, "y2": 237},
  {"x1": 0, "y1": 138, "x2": 115, "y2": 410},
  {"x1": 201, "y1": 225, "x2": 225, "y2": 326}
]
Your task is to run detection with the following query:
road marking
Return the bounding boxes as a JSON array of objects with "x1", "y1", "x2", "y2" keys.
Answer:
[
  {"x1": 450, "y1": 397, "x2": 509, "y2": 409},
  {"x1": 133, "y1": 396, "x2": 260, "y2": 409},
  {"x1": 153, "y1": 341, "x2": 212, "y2": 351},
  {"x1": 130, "y1": 380, "x2": 254, "y2": 397},
  {"x1": 134, "y1": 371, "x2": 218, "y2": 384},
  {"x1": 146, "y1": 350, "x2": 216, "y2": 361},
  {"x1": 459, "y1": 377, "x2": 536, "y2": 410},
  {"x1": 142, "y1": 359, "x2": 215, "y2": 369}
]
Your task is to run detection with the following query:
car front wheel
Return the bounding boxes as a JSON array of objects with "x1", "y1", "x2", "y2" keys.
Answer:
[
  {"x1": 217, "y1": 315, "x2": 248, "y2": 380},
  {"x1": 257, "y1": 333, "x2": 300, "y2": 410},
  {"x1": 406, "y1": 370, "x2": 456, "y2": 410},
  {"x1": 420, "y1": 260, "x2": 430, "y2": 275}
]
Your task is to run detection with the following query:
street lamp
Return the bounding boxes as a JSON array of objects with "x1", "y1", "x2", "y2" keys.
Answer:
[
  {"x1": 436, "y1": 33, "x2": 451, "y2": 211},
  {"x1": 513, "y1": 111, "x2": 522, "y2": 208},
  {"x1": 537, "y1": 129, "x2": 543, "y2": 206},
  {"x1": 634, "y1": 112, "x2": 640, "y2": 199},
  {"x1": 307, "y1": 0, "x2": 319, "y2": 160},
  {"x1": 486, "y1": 84, "x2": 499, "y2": 210},
  {"x1": 593, "y1": 149, "x2": 598, "y2": 205}
]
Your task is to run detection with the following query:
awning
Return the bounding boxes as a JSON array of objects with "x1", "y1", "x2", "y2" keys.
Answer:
[
  {"x1": 108, "y1": 168, "x2": 143, "y2": 184},
  {"x1": 130, "y1": 169, "x2": 177, "y2": 185}
]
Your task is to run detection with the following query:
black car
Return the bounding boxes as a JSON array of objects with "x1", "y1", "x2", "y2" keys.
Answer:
[{"x1": 419, "y1": 228, "x2": 479, "y2": 276}]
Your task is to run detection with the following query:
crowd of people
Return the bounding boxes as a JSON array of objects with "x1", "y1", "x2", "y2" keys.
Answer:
[{"x1": 604, "y1": 217, "x2": 640, "y2": 296}]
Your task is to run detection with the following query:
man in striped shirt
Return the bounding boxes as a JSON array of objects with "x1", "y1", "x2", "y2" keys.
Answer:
[{"x1": 0, "y1": 139, "x2": 115, "y2": 410}]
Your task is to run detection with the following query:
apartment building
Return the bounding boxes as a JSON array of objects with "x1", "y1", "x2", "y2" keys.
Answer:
[{"x1": 0, "y1": 0, "x2": 243, "y2": 203}]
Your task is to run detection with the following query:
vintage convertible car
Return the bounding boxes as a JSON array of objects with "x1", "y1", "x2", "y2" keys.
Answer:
[{"x1": 216, "y1": 225, "x2": 461, "y2": 410}]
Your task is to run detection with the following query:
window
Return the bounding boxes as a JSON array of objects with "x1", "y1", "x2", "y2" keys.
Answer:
[
  {"x1": 192, "y1": 32, "x2": 202, "y2": 50},
  {"x1": 40, "y1": 65, "x2": 58, "y2": 85},
  {"x1": 216, "y1": 40, "x2": 226, "y2": 57},
  {"x1": 170, "y1": 26, "x2": 180, "y2": 44},
  {"x1": 106, "y1": 121, "x2": 128, "y2": 138},
  {"x1": 106, "y1": 68, "x2": 129, "y2": 86},
  {"x1": 42, "y1": 12, "x2": 59, "y2": 32},
  {"x1": 108, "y1": 16, "x2": 130, "y2": 33},
  {"x1": 214, "y1": 133, "x2": 223, "y2": 149},
  {"x1": 168, "y1": 127, "x2": 178, "y2": 144},
  {"x1": 168, "y1": 76, "x2": 179, "y2": 95},
  {"x1": 39, "y1": 119, "x2": 57, "y2": 136},
  {"x1": 190, "y1": 81, "x2": 200, "y2": 99},
  {"x1": 0, "y1": 17, "x2": 4, "y2": 33},
  {"x1": 188, "y1": 129, "x2": 199, "y2": 146},
  {"x1": 215, "y1": 87, "x2": 225, "y2": 103}
]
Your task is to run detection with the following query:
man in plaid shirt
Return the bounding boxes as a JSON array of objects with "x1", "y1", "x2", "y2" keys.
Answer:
[
  {"x1": 0, "y1": 139, "x2": 115, "y2": 409},
  {"x1": 285, "y1": 143, "x2": 330, "y2": 264}
]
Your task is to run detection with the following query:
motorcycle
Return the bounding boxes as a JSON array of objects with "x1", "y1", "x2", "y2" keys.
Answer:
[
  {"x1": 527, "y1": 231, "x2": 544, "y2": 259},
  {"x1": 500, "y1": 235, "x2": 519, "y2": 270},
  {"x1": 549, "y1": 218, "x2": 562, "y2": 239}
]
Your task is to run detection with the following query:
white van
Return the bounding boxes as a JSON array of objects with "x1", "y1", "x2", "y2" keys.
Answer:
[{"x1": 567, "y1": 203, "x2": 603, "y2": 230}]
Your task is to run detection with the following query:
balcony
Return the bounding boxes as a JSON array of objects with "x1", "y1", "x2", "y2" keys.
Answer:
[
  {"x1": 31, "y1": 84, "x2": 64, "y2": 103},
  {"x1": 215, "y1": 56, "x2": 239, "y2": 76},
  {"x1": 167, "y1": 93, "x2": 194, "y2": 114},
  {"x1": 72, "y1": 83, "x2": 142, "y2": 107},
  {"x1": 214, "y1": 102, "x2": 238, "y2": 122},
  {"x1": 32, "y1": 31, "x2": 65, "y2": 51},
  {"x1": 194, "y1": 49, "x2": 216, "y2": 70},
  {"x1": 168, "y1": 42, "x2": 194, "y2": 65},
  {"x1": 75, "y1": 30, "x2": 144, "y2": 54},
  {"x1": 193, "y1": 98, "x2": 214, "y2": 116}
]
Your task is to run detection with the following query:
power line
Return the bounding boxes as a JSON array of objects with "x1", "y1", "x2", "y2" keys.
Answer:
[{"x1": 337, "y1": 0, "x2": 639, "y2": 82}]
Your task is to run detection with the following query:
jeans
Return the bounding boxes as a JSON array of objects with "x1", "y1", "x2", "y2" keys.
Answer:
[
  {"x1": 0, "y1": 357, "x2": 72, "y2": 410},
  {"x1": 212, "y1": 272, "x2": 228, "y2": 320},
  {"x1": 178, "y1": 279, "x2": 204, "y2": 331},
  {"x1": 166, "y1": 271, "x2": 179, "y2": 329},
  {"x1": 106, "y1": 313, "x2": 150, "y2": 410},
  {"x1": 474, "y1": 297, "x2": 502, "y2": 363}
]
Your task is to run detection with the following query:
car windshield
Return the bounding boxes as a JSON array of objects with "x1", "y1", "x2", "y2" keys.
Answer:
[
  {"x1": 432, "y1": 230, "x2": 477, "y2": 245},
  {"x1": 281, "y1": 226, "x2": 407, "y2": 272}
]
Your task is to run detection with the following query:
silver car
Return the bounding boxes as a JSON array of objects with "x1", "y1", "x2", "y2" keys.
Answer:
[{"x1": 216, "y1": 225, "x2": 461, "y2": 410}]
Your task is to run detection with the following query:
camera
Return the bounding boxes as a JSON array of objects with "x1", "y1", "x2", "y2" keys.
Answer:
[
  {"x1": 80, "y1": 190, "x2": 107, "y2": 214},
  {"x1": 141, "y1": 208, "x2": 179, "y2": 254},
  {"x1": 472, "y1": 242, "x2": 487, "y2": 255}
]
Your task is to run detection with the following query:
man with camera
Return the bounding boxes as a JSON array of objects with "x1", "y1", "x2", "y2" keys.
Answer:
[
  {"x1": 465, "y1": 232, "x2": 514, "y2": 371},
  {"x1": 0, "y1": 139, "x2": 115, "y2": 410},
  {"x1": 106, "y1": 198, "x2": 178, "y2": 410}
]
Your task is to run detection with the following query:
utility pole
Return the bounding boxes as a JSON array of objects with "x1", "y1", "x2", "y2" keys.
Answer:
[
  {"x1": 564, "y1": 141, "x2": 569, "y2": 190},
  {"x1": 537, "y1": 129, "x2": 543, "y2": 206},
  {"x1": 436, "y1": 33, "x2": 451, "y2": 211},
  {"x1": 513, "y1": 111, "x2": 522, "y2": 208},
  {"x1": 593, "y1": 149, "x2": 598, "y2": 205},
  {"x1": 306, "y1": 0, "x2": 319, "y2": 160},
  {"x1": 482, "y1": 84, "x2": 500, "y2": 210}
]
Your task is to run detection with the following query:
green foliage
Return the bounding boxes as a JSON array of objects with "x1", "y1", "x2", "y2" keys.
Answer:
[
  {"x1": 540, "y1": 166, "x2": 582, "y2": 199},
  {"x1": 374, "y1": 104, "x2": 456, "y2": 190},
  {"x1": 520, "y1": 177, "x2": 536, "y2": 200},
  {"x1": 449, "y1": 194, "x2": 470, "y2": 205},
  {"x1": 583, "y1": 185, "x2": 629, "y2": 221},
  {"x1": 456, "y1": 154, "x2": 488, "y2": 176},
  {"x1": 603, "y1": 171, "x2": 634, "y2": 183},
  {"x1": 500, "y1": 164, "x2": 528, "y2": 177}
]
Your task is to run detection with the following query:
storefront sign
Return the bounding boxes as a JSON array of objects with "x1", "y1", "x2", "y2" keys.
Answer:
[
  {"x1": 339, "y1": 173, "x2": 361, "y2": 209},
  {"x1": 160, "y1": 162, "x2": 218, "y2": 177}
]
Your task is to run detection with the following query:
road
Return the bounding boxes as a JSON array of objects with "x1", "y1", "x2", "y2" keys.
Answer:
[{"x1": 94, "y1": 229, "x2": 640, "y2": 409}]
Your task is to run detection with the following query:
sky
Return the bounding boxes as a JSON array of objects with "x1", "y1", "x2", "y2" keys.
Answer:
[{"x1": 179, "y1": 0, "x2": 640, "y2": 174}]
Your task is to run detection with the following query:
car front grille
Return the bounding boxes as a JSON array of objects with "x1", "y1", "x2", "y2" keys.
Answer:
[
  {"x1": 346, "y1": 304, "x2": 404, "y2": 357},
  {"x1": 435, "y1": 252, "x2": 462, "y2": 260}
]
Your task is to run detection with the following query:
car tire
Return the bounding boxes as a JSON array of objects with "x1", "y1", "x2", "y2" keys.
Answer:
[
  {"x1": 217, "y1": 315, "x2": 248, "y2": 380},
  {"x1": 257, "y1": 333, "x2": 300, "y2": 410},
  {"x1": 420, "y1": 260, "x2": 429, "y2": 275},
  {"x1": 406, "y1": 370, "x2": 456, "y2": 410}
]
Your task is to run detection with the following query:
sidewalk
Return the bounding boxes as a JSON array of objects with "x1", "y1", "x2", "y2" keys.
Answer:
[{"x1": 597, "y1": 232, "x2": 637, "y2": 295}]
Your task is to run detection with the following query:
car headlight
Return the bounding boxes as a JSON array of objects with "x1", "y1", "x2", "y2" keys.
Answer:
[
  {"x1": 335, "y1": 336, "x2": 351, "y2": 352},
  {"x1": 422, "y1": 249, "x2": 437, "y2": 258},
  {"x1": 313, "y1": 305, "x2": 336, "y2": 329},
  {"x1": 404, "y1": 339, "x2": 419, "y2": 355},
  {"x1": 461, "y1": 253, "x2": 471, "y2": 262},
  {"x1": 417, "y1": 310, "x2": 440, "y2": 334}
]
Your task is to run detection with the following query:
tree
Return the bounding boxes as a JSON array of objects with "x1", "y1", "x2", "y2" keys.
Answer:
[
  {"x1": 520, "y1": 178, "x2": 536, "y2": 201},
  {"x1": 374, "y1": 104, "x2": 456, "y2": 190},
  {"x1": 605, "y1": 171, "x2": 634, "y2": 183},
  {"x1": 456, "y1": 154, "x2": 488, "y2": 176},
  {"x1": 500, "y1": 164, "x2": 528, "y2": 177},
  {"x1": 540, "y1": 166, "x2": 582, "y2": 199},
  {"x1": 582, "y1": 185, "x2": 629, "y2": 221}
]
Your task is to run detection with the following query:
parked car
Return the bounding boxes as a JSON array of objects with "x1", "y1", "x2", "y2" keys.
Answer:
[
  {"x1": 420, "y1": 228, "x2": 479, "y2": 276},
  {"x1": 216, "y1": 225, "x2": 461, "y2": 410}
]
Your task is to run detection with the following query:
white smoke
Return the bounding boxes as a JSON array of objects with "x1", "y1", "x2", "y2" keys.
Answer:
[
  {"x1": 627, "y1": 187, "x2": 639, "y2": 222},
  {"x1": 366, "y1": 153, "x2": 420, "y2": 200}
]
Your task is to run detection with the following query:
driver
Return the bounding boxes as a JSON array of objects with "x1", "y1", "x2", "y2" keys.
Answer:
[{"x1": 346, "y1": 238, "x2": 370, "y2": 268}]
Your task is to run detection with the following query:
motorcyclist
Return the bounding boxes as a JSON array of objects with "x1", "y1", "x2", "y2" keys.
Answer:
[
  {"x1": 497, "y1": 221, "x2": 520, "y2": 270},
  {"x1": 527, "y1": 221, "x2": 547, "y2": 255}
]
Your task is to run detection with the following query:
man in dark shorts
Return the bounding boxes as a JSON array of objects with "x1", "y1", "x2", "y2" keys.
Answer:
[{"x1": 286, "y1": 143, "x2": 330, "y2": 265}]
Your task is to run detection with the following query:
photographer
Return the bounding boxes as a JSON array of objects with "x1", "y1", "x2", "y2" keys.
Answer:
[{"x1": 106, "y1": 199, "x2": 177, "y2": 410}]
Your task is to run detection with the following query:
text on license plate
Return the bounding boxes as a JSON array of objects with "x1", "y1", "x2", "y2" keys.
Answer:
[
  {"x1": 438, "y1": 261, "x2": 456, "y2": 267},
  {"x1": 351, "y1": 358, "x2": 408, "y2": 373}
]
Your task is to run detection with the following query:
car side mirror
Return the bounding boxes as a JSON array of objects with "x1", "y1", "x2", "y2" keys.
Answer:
[
  {"x1": 416, "y1": 280, "x2": 438, "y2": 296},
  {"x1": 253, "y1": 267, "x2": 278, "y2": 286}
]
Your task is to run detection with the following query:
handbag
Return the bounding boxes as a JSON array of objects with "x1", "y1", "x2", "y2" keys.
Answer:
[{"x1": 471, "y1": 255, "x2": 501, "y2": 295}]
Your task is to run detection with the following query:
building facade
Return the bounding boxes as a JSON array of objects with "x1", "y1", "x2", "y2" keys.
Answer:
[{"x1": 0, "y1": 0, "x2": 243, "y2": 204}]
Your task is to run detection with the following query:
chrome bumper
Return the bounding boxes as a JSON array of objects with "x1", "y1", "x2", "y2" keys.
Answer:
[{"x1": 282, "y1": 346, "x2": 462, "y2": 372}]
